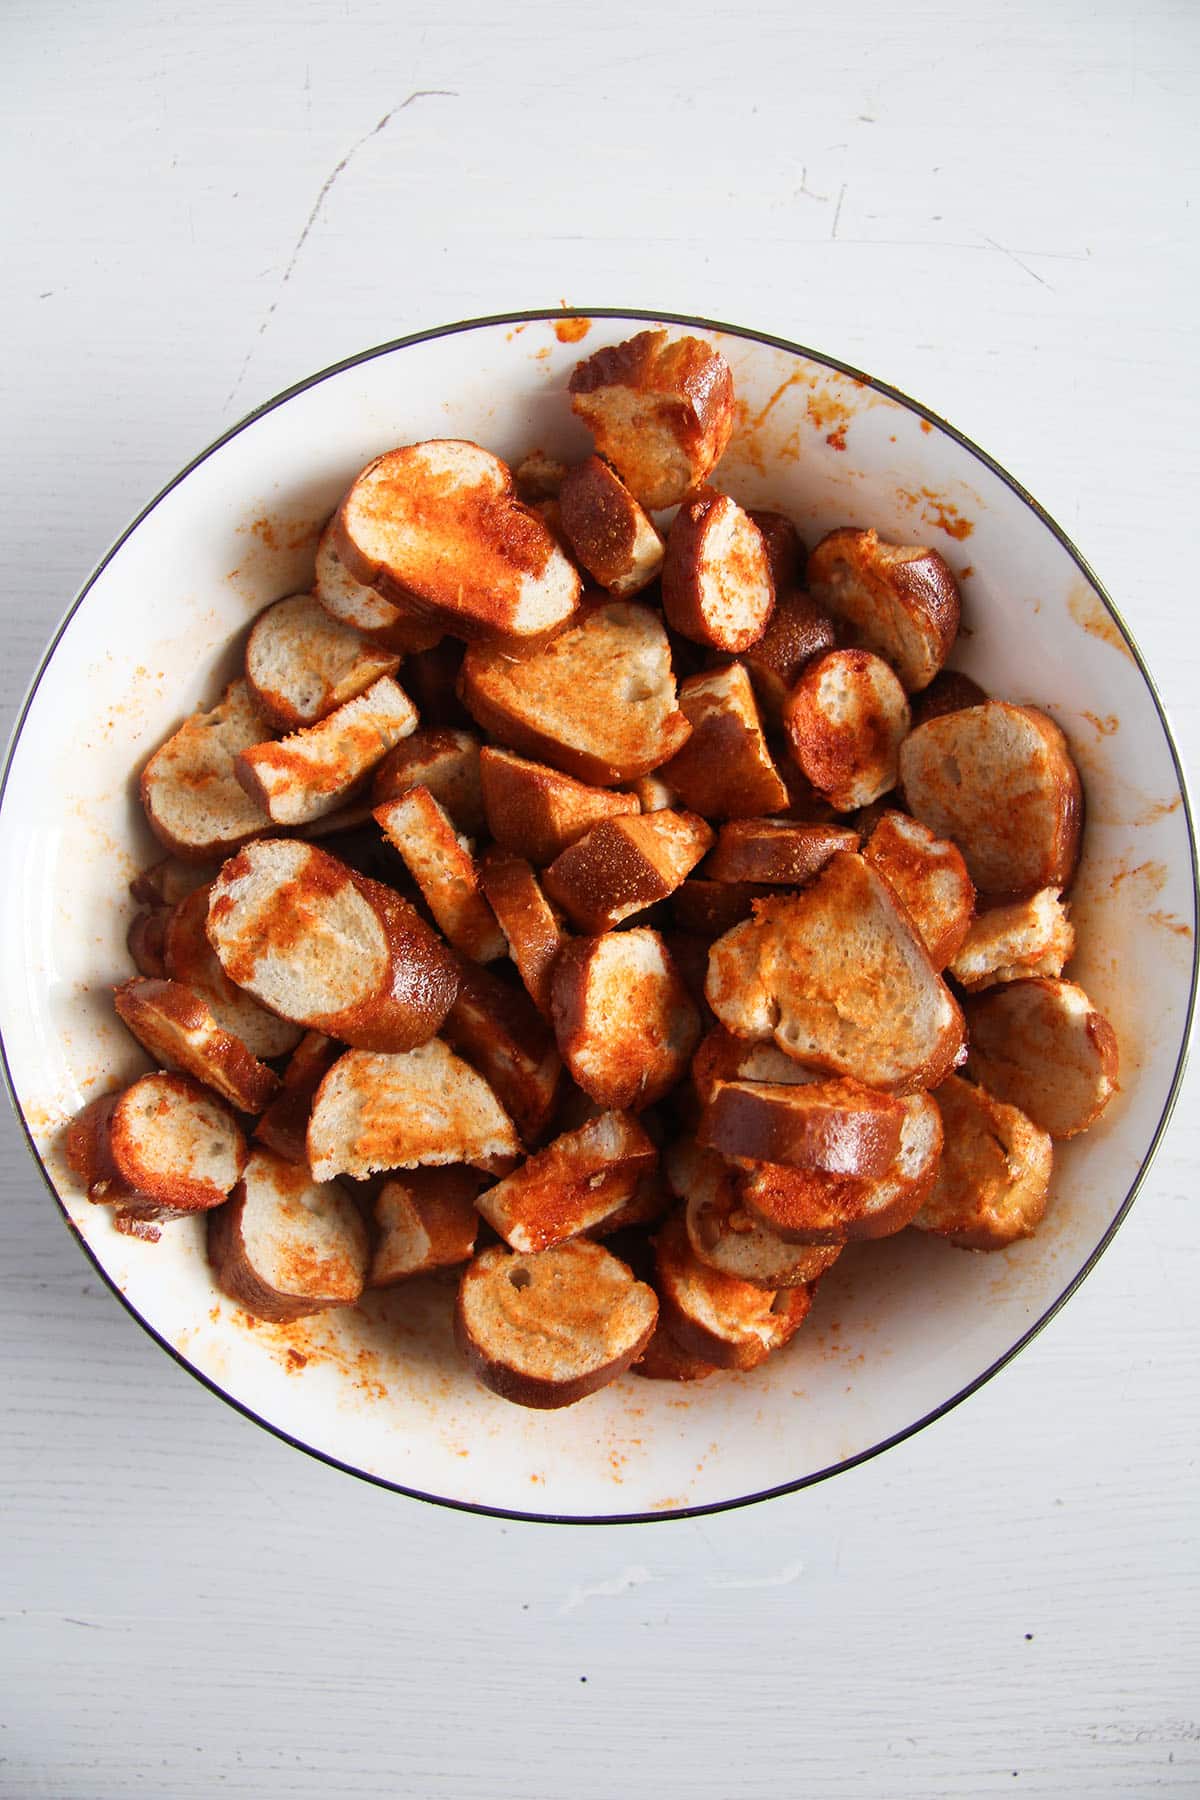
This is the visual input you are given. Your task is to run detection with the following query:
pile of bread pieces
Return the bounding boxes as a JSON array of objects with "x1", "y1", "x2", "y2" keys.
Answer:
[{"x1": 66, "y1": 328, "x2": 1119, "y2": 1410}]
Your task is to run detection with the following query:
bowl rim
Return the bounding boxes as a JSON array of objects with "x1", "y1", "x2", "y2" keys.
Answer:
[{"x1": 2, "y1": 305, "x2": 1196, "y2": 1526}]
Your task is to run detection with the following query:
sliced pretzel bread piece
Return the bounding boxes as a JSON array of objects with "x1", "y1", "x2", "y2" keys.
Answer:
[
  {"x1": 441, "y1": 960, "x2": 563, "y2": 1145},
  {"x1": 705, "y1": 819, "x2": 859, "y2": 885},
  {"x1": 965, "y1": 978, "x2": 1118, "y2": 1138},
  {"x1": 949, "y1": 889, "x2": 1074, "y2": 991},
  {"x1": 371, "y1": 728, "x2": 485, "y2": 833},
  {"x1": 862, "y1": 810, "x2": 975, "y2": 972},
  {"x1": 456, "y1": 1239, "x2": 658, "y2": 1410},
  {"x1": 910, "y1": 668, "x2": 988, "y2": 729},
  {"x1": 206, "y1": 838, "x2": 458, "y2": 1051},
  {"x1": 631, "y1": 772, "x2": 676, "y2": 812},
  {"x1": 899, "y1": 702, "x2": 1083, "y2": 898},
  {"x1": 568, "y1": 329, "x2": 735, "y2": 510},
  {"x1": 130, "y1": 857, "x2": 217, "y2": 908},
  {"x1": 68, "y1": 1071, "x2": 247, "y2": 1219},
  {"x1": 705, "y1": 851, "x2": 965, "y2": 1091},
  {"x1": 475, "y1": 1110, "x2": 658, "y2": 1252},
  {"x1": 653, "y1": 1212, "x2": 813, "y2": 1371},
  {"x1": 314, "y1": 519, "x2": 443, "y2": 649},
  {"x1": 140, "y1": 680, "x2": 272, "y2": 862},
  {"x1": 558, "y1": 455, "x2": 664, "y2": 597},
  {"x1": 914, "y1": 1075, "x2": 1053, "y2": 1250},
  {"x1": 747, "y1": 509, "x2": 806, "y2": 593},
  {"x1": 587, "y1": 1170, "x2": 673, "y2": 1238},
  {"x1": 667, "y1": 1141, "x2": 841, "y2": 1289},
  {"x1": 128, "y1": 905, "x2": 169, "y2": 977},
  {"x1": 551, "y1": 928, "x2": 700, "y2": 1112},
  {"x1": 542, "y1": 810, "x2": 714, "y2": 934},
  {"x1": 806, "y1": 527, "x2": 960, "y2": 692},
  {"x1": 633, "y1": 1321, "x2": 720, "y2": 1382},
  {"x1": 690, "y1": 1026, "x2": 820, "y2": 1108},
  {"x1": 662, "y1": 491, "x2": 775, "y2": 652},
  {"x1": 738, "y1": 587, "x2": 838, "y2": 723},
  {"x1": 207, "y1": 1148, "x2": 368, "y2": 1322},
  {"x1": 671, "y1": 878, "x2": 768, "y2": 940},
  {"x1": 164, "y1": 885, "x2": 302, "y2": 1060},
  {"x1": 254, "y1": 1031, "x2": 341, "y2": 1164},
  {"x1": 245, "y1": 592, "x2": 401, "y2": 731},
  {"x1": 658, "y1": 663, "x2": 789, "y2": 817},
  {"x1": 374, "y1": 787, "x2": 505, "y2": 963},
  {"x1": 236, "y1": 675, "x2": 417, "y2": 827},
  {"x1": 307, "y1": 1041, "x2": 519, "y2": 1182},
  {"x1": 783, "y1": 648, "x2": 911, "y2": 812},
  {"x1": 700, "y1": 1075, "x2": 905, "y2": 1177},
  {"x1": 479, "y1": 747, "x2": 639, "y2": 866},
  {"x1": 367, "y1": 1167, "x2": 483, "y2": 1285},
  {"x1": 477, "y1": 850, "x2": 566, "y2": 1018},
  {"x1": 113, "y1": 978, "x2": 280, "y2": 1115},
  {"x1": 514, "y1": 449, "x2": 567, "y2": 500}
]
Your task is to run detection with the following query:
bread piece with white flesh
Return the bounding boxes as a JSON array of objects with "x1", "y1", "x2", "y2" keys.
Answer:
[
  {"x1": 965, "y1": 977, "x2": 1118, "y2": 1138},
  {"x1": 551, "y1": 929, "x2": 700, "y2": 1112},
  {"x1": 461, "y1": 600, "x2": 691, "y2": 786},
  {"x1": 862, "y1": 810, "x2": 975, "y2": 971},
  {"x1": 113, "y1": 978, "x2": 280, "y2": 1115},
  {"x1": 633, "y1": 1320, "x2": 720, "y2": 1382},
  {"x1": 806, "y1": 527, "x2": 961, "y2": 692},
  {"x1": 514, "y1": 450, "x2": 567, "y2": 500},
  {"x1": 658, "y1": 663, "x2": 789, "y2": 818},
  {"x1": 586, "y1": 1170, "x2": 673, "y2": 1238},
  {"x1": 164, "y1": 885, "x2": 302, "y2": 1060},
  {"x1": 475, "y1": 1110, "x2": 658, "y2": 1252},
  {"x1": 738, "y1": 1091, "x2": 943, "y2": 1245},
  {"x1": 254, "y1": 1031, "x2": 340, "y2": 1163},
  {"x1": 207, "y1": 1149, "x2": 369, "y2": 1322},
  {"x1": 374, "y1": 786, "x2": 505, "y2": 963},
  {"x1": 558, "y1": 455, "x2": 664, "y2": 598},
  {"x1": 653, "y1": 1212, "x2": 814, "y2": 1371},
  {"x1": 306, "y1": 1041, "x2": 519, "y2": 1182},
  {"x1": 371, "y1": 728, "x2": 485, "y2": 834},
  {"x1": 568, "y1": 329, "x2": 735, "y2": 510},
  {"x1": 236, "y1": 675, "x2": 417, "y2": 827},
  {"x1": 690, "y1": 1026, "x2": 819, "y2": 1107},
  {"x1": 66, "y1": 1073, "x2": 247, "y2": 1233},
  {"x1": 130, "y1": 857, "x2": 217, "y2": 908},
  {"x1": 948, "y1": 889, "x2": 1074, "y2": 991},
  {"x1": 140, "y1": 680, "x2": 272, "y2": 862},
  {"x1": 899, "y1": 701, "x2": 1083, "y2": 898},
  {"x1": 477, "y1": 849, "x2": 568, "y2": 1018},
  {"x1": 667, "y1": 1141, "x2": 840, "y2": 1289},
  {"x1": 783, "y1": 648, "x2": 911, "y2": 812},
  {"x1": 335, "y1": 440, "x2": 582, "y2": 642},
  {"x1": 367, "y1": 1167, "x2": 483, "y2": 1285},
  {"x1": 479, "y1": 747, "x2": 639, "y2": 865},
  {"x1": 746, "y1": 509, "x2": 806, "y2": 592},
  {"x1": 314, "y1": 519, "x2": 443, "y2": 650},
  {"x1": 705, "y1": 818, "x2": 859, "y2": 885},
  {"x1": 705, "y1": 851, "x2": 965, "y2": 1091},
  {"x1": 244, "y1": 592, "x2": 401, "y2": 732},
  {"x1": 206, "y1": 838, "x2": 458, "y2": 1051},
  {"x1": 699, "y1": 1074, "x2": 906, "y2": 1177},
  {"x1": 441, "y1": 960, "x2": 563, "y2": 1145},
  {"x1": 542, "y1": 810, "x2": 714, "y2": 934},
  {"x1": 662, "y1": 491, "x2": 775, "y2": 653},
  {"x1": 739, "y1": 588, "x2": 838, "y2": 723},
  {"x1": 631, "y1": 772, "x2": 676, "y2": 811},
  {"x1": 456, "y1": 1239, "x2": 658, "y2": 1410},
  {"x1": 914, "y1": 1076, "x2": 1053, "y2": 1250}
]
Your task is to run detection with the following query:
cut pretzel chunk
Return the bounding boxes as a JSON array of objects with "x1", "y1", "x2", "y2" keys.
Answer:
[
  {"x1": 862, "y1": 810, "x2": 975, "y2": 971},
  {"x1": 807, "y1": 527, "x2": 960, "y2": 692},
  {"x1": 700, "y1": 1075, "x2": 905, "y2": 1177},
  {"x1": 543, "y1": 809, "x2": 714, "y2": 933},
  {"x1": 551, "y1": 929, "x2": 700, "y2": 1112},
  {"x1": 374, "y1": 787, "x2": 505, "y2": 963},
  {"x1": 910, "y1": 668, "x2": 988, "y2": 729},
  {"x1": 654, "y1": 1213, "x2": 813, "y2": 1371},
  {"x1": 245, "y1": 593, "x2": 401, "y2": 731},
  {"x1": 965, "y1": 978, "x2": 1118, "y2": 1138},
  {"x1": 948, "y1": 889, "x2": 1074, "y2": 991},
  {"x1": 371, "y1": 728, "x2": 484, "y2": 834},
  {"x1": 671, "y1": 878, "x2": 767, "y2": 940},
  {"x1": 254, "y1": 1031, "x2": 340, "y2": 1164},
  {"x1": 659, "y1": 664, "x2": 789, "y2": 818},
  {"x1": 783, "y1": 648, "x2": 911, "y2": 812},
  {"x1": 479, "y1": 747, "x2": 639, "y2": 866},
  {"x1": 207, "y1": 1149, "x2": 368, "y2": 1322},
  {"x1": 314, "y1": 519, "x2": 442, "y2": 650},
  {"x1": 558, "y1": 455, "x2": 664, "y2": 597},
  {"x1": 476, "y1": 1111, "x2": 658, "y2": 1252},
  {"x1": 747, "y1": 509, "x2": 806, "y2": 593},
  {"x1": 915, "y1": 1076, "x2": 1052, "y2": 1250},
  {"x1": 668, "y1": 1141, "x2": 840, "y2": 1289},
  {"x1": 478, "y1": 850, "x2": 568, "y2": 1017},
  {"x1": 236, "y1": 675, "x2": 417, "y2": 826},
  {"x1": 69, "y1": 1072, "x2": 247, "y2": 1220},
  {"x1": 441, "y1": 960, "x2": 563, "y2": 1145},
  {"x1": 164, "y1": 885, "x2": 302, "y2": 1060},
  {"x1": 141, "y1": 680, "x2": 272, "y2": 862},
  {"x1": 368, "y1": 1167, "x2": 482, "y2": 1285},
  {"x1": 662, "y1": 491, "x2": 774, "y2": 653},
  {"x1": 705, "y1": 819, "x2": 859, "y2": 886},
  {"x1": 113, "y1": 978, "x2": 280, "y2": 1115},
  {"x1": 634, "y1": 1321, "x2": 720, "y2": 1382},
  {"x1": 690, "y1": 1027, "x2": 818, "y2": 1108}
]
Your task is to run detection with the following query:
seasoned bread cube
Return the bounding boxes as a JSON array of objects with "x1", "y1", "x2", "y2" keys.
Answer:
[
  {"x1": 551, "y1": 928, "x2": 700, "y2": 1112},
  {"x1": 461, "y1": 600, "x2": 691, "y2": 787},
  {"x1": 671, "y1": 878, "x2": 768, "y2": 939},
  {"x1": 307, "y1": 1040, "x2": 519, "y2": 1182},
  {"x1": 746, "y1": 509, "x2": 806, "y2": 593},
  {"x1": 910, "y1": 668, "x2": 988, "y2": 729},
  {"x1": 476, "y1": 1110, "x2": 658, "y2": 1251},
  {"x1": 690, "y1": 1026, "x2": 818, "y2": 1107},
  {"x1": 965, "y1": 977, "x2": 1118, "y2": 1138},
  {"x1": 367, "y1": 1167, "x2": 482, "y2": 1285},
  {"x1": 164, "y1": 885, "x2": 302, "y2": 1060},
  {"x1": 371, "y1": 728, "x2": 485, "y2": 834},
  {"x1": 128, "y1": 905, "x2": 169, "y2": 977},
  {"x1": 113, "y1": 977, "x2": 280, "y2": 1115},
  {"x1": 862, "y1": 810, "x2": 975, "y2": 971},
  {"x1": 653, "y1": 1212, "x2": 813, "y2": 1370},
  {"x1": 374, "y1": 787, "x2": 505, "y2": 963},
  {"x1": 543, "y1": 809, "x2": 714, "y2": 933},
  {"x1": 667, "y1": 1141, "x2": 840, "y2": 1289},
  {"x1": 456, "y1": 1238, "x2": 658, "y2": 1410},
  {"x1": 783, "y1": 648, "x2": 911, "y2": 812},
  {"x1": 207, "y1": 1148, "x2": 368, "y2": 1321},
  {"x1": 899, "y1": 701, "x2": 1083, "y2": 897},
  {"x1": 633, "y1": 1321, "x2": 720, "y2": 1382},
  {"x1": 914, "y1": 1076, "x2": 1053, "y2": 1250},
  {"x1": 738, "y1": 588, "x2": 838, "y2": 723},
  {"x1": 699, "y1": 1075, "x2": 906, "y2": 1177},
  {"x1": 236, "y1": 675, "x2": 417, "y2": 826},
  {"x1": 568, "y1": 329, "x2": 735, "y2": 509},
  {"x1": 706, "y1": 851, "x2": 965, "y2": 1091},
  {"x1": 314, "y1": 519, "x2": 443, "y2": 649},
  {"x1": 514, "y1": 449, "x2": 567, "y2": 500},
  {"x1": 948, "y1": 889, "x2": 1074, "y2": 991},
  {"x1": 558, "y1": 455, "x2": 664, "y2": 597},
  {"x1": 335, "y1": 440, "x2": 582, "y2": 641},
  {"x1": 658, "y1": 664, "x2": 789, "y2": 817},
  {"x1": 67, "y1": 1072, "x2": 246, "y2": 1221},
  {"x1": 140, "y1": 680, "x2": 271, "y2": 862},
  {"x1": 705, "y1": 819, "x2": 859, "y2": 885},
  {"x1": 244, "y1": 592, "x2": 401, "y2": 731},
  {"x1": 254, "y1": 1031, "x2": 340, "y2": 1164},
  {"x1": 806, "y1": 527, "x2": 960, "y2": 692},
  {"x1": 662, "y1": 491, "x2": 775, "y2": 652},
  {"x1": 442, "y1": 960, "x2": 563, "y2": 1144},
  {"x1": 477, "y1": 849, "x2": 567, "y2": 1017},
  {"x1": 206, "y1": 838, "x2": 458, "y2": 1051},
  {"x1": 479, "y1": 747, "x2": 639, "y2": 866}
]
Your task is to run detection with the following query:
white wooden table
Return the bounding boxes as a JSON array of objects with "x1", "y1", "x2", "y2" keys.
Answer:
[{"x1": 3, "y1": 3, "x2": 1197, "y2": 1794}]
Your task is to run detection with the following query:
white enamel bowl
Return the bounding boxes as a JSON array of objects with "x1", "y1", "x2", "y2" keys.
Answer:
[{"x1": 1, "y1": 310, "x2": 1195, "y2": 1523}]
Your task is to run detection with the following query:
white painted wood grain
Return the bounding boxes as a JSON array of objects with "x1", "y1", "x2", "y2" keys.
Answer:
[{"x1": 1, "y1": 0, "x2": 1197, "y2": 1794}]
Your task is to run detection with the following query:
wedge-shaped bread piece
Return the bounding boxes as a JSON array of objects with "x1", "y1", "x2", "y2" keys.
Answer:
[
  {"x1": 543, "y1": 810, "x2": 714, "y2": 934},
  {"x1": 691, "y1": 1026, "x2": 819, "y2": 1107},
  {"x1": 662, "y1": 491, "x2": 775, "y2": 652},
  {"x1": 477, "y1": 849, "x2": 567, "y2": 1017},
  {"x1": 700, "y1": 1074, "x2": 905, "y2": 1177},
  {"x1": 630, "y1": 772, "x2": 676, "y2": 811},
  {"x1": 441, "y1": 960, "x2": 563, "y2": 1145},
  {"x1": 236, "y1": 674, "x2": 417, "y2": 826},
  {"x1": 461, "y1": 600, "x2": 691, "y2": 786},
  {"x1": 66, "y1": 1072, "x2": 246, "y2": 1221},
  {"x1": 479, "y1": 747, "x2": 639, "y2": 864},
  {"x1": 314, "y1": 519, "x2": 443, "y2": 649},
  {"x1": 307, "y1": 1041, "x2": 519, "y2": 1182},
  {"x1": 807, "y1": 527, "x2": 960, "y2": 692},
  {"x1": 456, "y1": 1239, "x2": 658, "y2": 1409},
  {"x1": 910, "y1": 667, "x2": 988, "y2": 729},
  {"x1": 245, "y1": 592, "x2": 401, "y2": 732},
  {"x1": 654, "y1": 1212, "x2": 813, "y2": 1370},
  {"x1": 965, "y1": 978, "x2": 1118, "y2": 1138},
  {"x1": 899, "y1": 702, "x2": 1083, "y2": 898},
  {"x1": 587, "y1": 1170, "x2": 673, "y2": 1238},
  {"x1": 367, "y1": 1167, "x2": 482, "y2": 1285},
  {"x1": 657, "y1": 663, "x2": 789, "y2": 817},
  {"x1": 668, "y1": 1141, "x2": 840, "y2": 1289},
  {"x1": 130, "y1": 857, "x2": 217, "y2": 908},
  {"x1": 739, "y1": 588, "x2": 838, "y2": 723},
  {"x1": 558, "y1": 455, "x2": 665, "y2": 598},
  {"x1": 374, "y1": 787, "x2": 504, "y2": 963},
  {"x1": 914, "y1": 1076, "x2": 1053, "y2": 1250},
  {"x1": 475, "y1": 1110, "x2": 658, "y2": 1252},
  {"x1": 254, "y1": 1031, "x2": 340, "y2": 1164},
  {"x1": 336, "y1": 440, "x2": 582, "y2": 641},
  {"x1": 568, "y1": 329, "x2": 735, "y2": 509},
  {"x1": 371, "y1": 728, "x2": 485, "y2": 833},
  {"x1": 634, "y1": 1321, "x2": 720, "y2": 1382},
  {"x1": 164, "y1": 885, "x2": 302, "y2": 1060},
  {"x1": 671, "y1": 877, "x2": 768, "y2": 939},
  {"x1": 514, "y1": 449, "x2": 567, "y2": 500},
  {"x1": 706, "y1": 818, "x2": 859, "y2": 885},
  {"x1": 206, "y1": 838, "x2": 458, "y2": 1051},
  {"x1": 551, "y1": 929, "x2": 700, "y2": 1112},
  {"x1": 747, "y1": 509, "x2": 806, "y2": 593},
  {"x1": 141, "y1": 680, "x2": 272, "y2": 862},
  {"x1": 862, "y1": 810, "x2": 975, "y2": 972},
  {"x1": 113, "y1": 978, "x2": 280, "y2": 1115},
  {"x1": 783, "y1": 648, "x2": 911, "y2": 812},
  {"x1": 207, "y1": 1148, "x2": 368, "y2": 1321},
  {"x1": 949, "y1": 889, "x2": 1074, "y2": 991},
  {"x1": 128, "y1": 905, "x2": 169, "y2": 977},
  {"x1": 706, "y1": 852, "x2": 965, "y2": 1091}
]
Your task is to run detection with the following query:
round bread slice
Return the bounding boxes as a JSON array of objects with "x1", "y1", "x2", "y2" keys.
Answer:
[
  {"x1": 861, "y1": 810, "x2": 975, "y2": 971},
  {"x1": 964, "y1": 978, "x2": 1118, "y2": 1138},
  {"x1": 558, "y1": 455, "x2": 664, "y2": 597},
  {"x1": 164, "y1": 885, "x2": 302, "y2": 1060},
  {"x1": 140, "y1": 679, "x2": 272, "y2": 862},
  {"x1": 806, "y1": 527, "x2": 960, "y2": 692},
  {"x1": 314, "y1": 519, "x2": 443, "y2": 649},
  {"x1": 657, "y1": 663, "x2": 790, "y2": 819},
  {"x1": 739, "y1": 588, "x2": 837, "y2": 723},
  {"x1": 705, "y1": 819, "x2": 859, "y2": 885},
  {"x1": 662, "y1": 491, "x2": 775, "y2": 652},
  {"x1": 633, "y1": 1320, "x2": 720, "y2": 1382},
  {"x1": 253, "y1": 1031, "x2": 341, "y2": 1164},
  {"x1": 783, "y1": 648, "x2": 911, "y2": 811},
  {"x1": 667, "y1": 1141, "x2": 840, "y2": 1290},
  {"x1": 113, "y1": 978, "x2": 280, "y2": 1115},
  {"x1": 653, "y1": 1212, "x2": 814, "y2": 1370},
  {"x1": 947, "y1": 888, "x2": 1074, "y2": 991},
  {"x1": 455, "y1": 1239, "x2": 658, "y2": 1409},
  {"x1": 914, "y1": 1076, "x2": 1053, "y2": 1250},
  {"x1": 244, "y1": 592, "x2": 401, "y2": 731},
  {"x1": 746, "y1": 509, "x2": 806, "y2": 592},
  {"x1": 81, "y1": 1071, "x2": 247, "y2": 1216},
  {"x1": 699, "y1": 1075, "x2": 906, "y2": 1177},
  {"x1": 368, "y1": 1168, "x2": 483, "y2": 1286},
  {"x1": 371, "y1": 727, "x2": 485, "y2": 833},
  {"x1": 207, "y1": 1148, "x2": 368, "y2": 1322},
  {"x1": 551, "y1": 929, "x2": 700, "y2": 1112}
]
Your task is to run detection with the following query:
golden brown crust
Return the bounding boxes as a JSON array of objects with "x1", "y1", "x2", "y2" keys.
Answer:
[
  {"x1": 782, "y1": 648, "x2": 911, "y2": 812},
  {"x1": 113, "y1": 977, "x2": 280, "y2": 1114},
  {"x1": 910, "y1": 668, "x2": 989, "y2": 729},
  {"x1": 670, "y1": 878, "x2": 768, "y2": 939},
  {"x1": 206, "y1": 1152, "x2": 367, "y2": 1323},
  {"x1": 705, "y1": 820, "x2": 859, "y2": 885},
  {"x1": 542, "y1": 811, "x2": 714, "y2": 934},
  {"x1": 367, "y1": 1168, "x2": 483, "y2": 1286},
  {"x1": 477, "y1": 849, "x2": 567, "y2": 1017},
  {"x1": 254, "y1": 1032, "x2": 341, "y2": 1163},
  {"x1": 661, "y1": 491, "x2": 775, "y2": 652},
  {"x1": 441, "y1": 960, "x2": 563, "y2": 1145},
  {"x1": 475, "y1": 1111, "x2": 658, "y2": 1252},
  {"x1": 915, "y1": 1075, "x2": 1053, "y2": 1250},
  {"x1": 746, "y1": 510, "x2": 806, "y2": 593},
  {"x1": 699, "y1": 1076, "x2": 905, "y2": 1177},
  {"x1": 658, "y1": 664, "x2": 789, "y2": 818},
  {"x1": 861, "y1": 810, "x2": 976, "y2": 971},
  {"x1": 633, "y1": 1320, "x2": 720, "y2": 1382},
  {"x1": 558, "y1": 455, "x2": 664, "y2": 597},
  {"x1": 738, "y1": 589, "x2": 838, "y2": 722},
  {"x1": 653, "y1": 1213, "x2": 813, "y2": 1370},
  {"x1": 371, "y1": 728, "x2": 485, "y2": 834},
  {"x1": 668, "y1": 1141, "x2": 841, "y2": 1289},
  {"x1": 550, "y1": 930, "x2": 700, "y2": 1112},
  {"x1": 807, "y1": 527, "x2": 960, "y2": 692},
  {"x1": 478, "y1": 747, "x2": 640, "y2": 866},
  {"x1": 964, "y1": 977, "x2": 1119, "y2": 1138},
  {"x1": 108, "y1": 1072, "x2": 247, "y2": 1214},
  {"x1": 139, "y1": 681, "x2": 271, "y2": 863},
  {"x1": 373, "y1": 787, "x2": 504, "y2": 964}
]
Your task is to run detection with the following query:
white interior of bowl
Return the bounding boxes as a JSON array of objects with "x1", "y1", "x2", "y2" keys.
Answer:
[{"x1": 0, "y1": 312, "x2": 1194, "y2": 1520}]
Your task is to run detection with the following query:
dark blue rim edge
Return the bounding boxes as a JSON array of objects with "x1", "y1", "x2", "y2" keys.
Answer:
[{"x1": 1, "y1": 305, "x2": 1195, "y2": 1528}]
